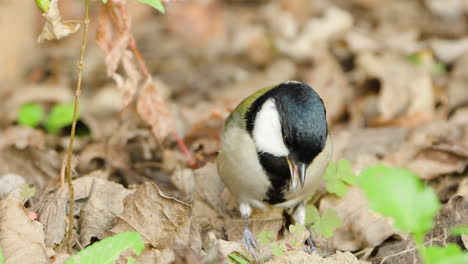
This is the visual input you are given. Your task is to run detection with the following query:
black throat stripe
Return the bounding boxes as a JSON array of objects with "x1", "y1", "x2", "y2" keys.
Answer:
[{"x1": 258, "y1": 152, "x2": 291, "y2": 204}]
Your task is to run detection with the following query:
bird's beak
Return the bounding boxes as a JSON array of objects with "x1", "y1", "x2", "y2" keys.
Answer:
[{"x1": 287, "y1": 157, "x2": 307, "y2": 190}]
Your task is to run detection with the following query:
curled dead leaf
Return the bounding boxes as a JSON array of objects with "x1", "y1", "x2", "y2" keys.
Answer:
[
  {"x1": 97, "y1": 0, "x2": 141, "y2": 108},
  {"x1": 37, "y1": 0, "x2": 80, "y2": 43},
  {"x1": 320, "y1": 187, "x2": 397, "y2": 251},
  {"x1": 137, "y1": 80, "x2": 175, "y2": 142},
  {"x1": 0, "y1": 196, "x2": 49, "y2": 264},
  {"x1": 109, "y1": 182, "x2": 191, "y2": 249},
  {"x1": 36, "y1": 175, "x2": 132, "y2": 247}
]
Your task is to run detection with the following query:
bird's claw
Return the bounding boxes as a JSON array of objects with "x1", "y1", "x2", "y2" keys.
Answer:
[
  {"x1": 305, "y1": 235, "x2": 318, "y2": 254},
  {"x1": 242, "y1": 228, "x2": 258, "y2": 259}
]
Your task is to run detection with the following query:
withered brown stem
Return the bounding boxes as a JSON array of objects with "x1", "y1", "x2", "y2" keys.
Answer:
[{"x1": 65, "y1": 0, "x2": 90, "y2": 254}]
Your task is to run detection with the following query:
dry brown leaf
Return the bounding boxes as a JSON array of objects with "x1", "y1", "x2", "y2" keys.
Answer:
[
  {"x1": 0, "y1": 126, "x2": 45, "y2": 150},
  {"x1": 36, "y1": 175, "x2": 132, "y2": 247},
  {"x1": 331, "y1": 127, "x2": 408, "y2": 170},
  {"x1": 266, "y1": 251, "x2": 359, "y2": 264},
  {"x1": 426, "y1": 195, "x2": 468, "y2": 248},
  {"x1": 109, "y1": 182, "x2": 191, "y2": 249},
  {"x1": 303, "y1": 51, "x2": 353, "y2": 123},
  {"x1": 37, "y1": 0, "x2": 80, "y2": 43},
  {"x1": 386, "y1": 122, "x2": 468, "y2": 180},
  {"x1": 97, "y1": 0, "x2": 141, "y2": 108},
  {"x1": 0, "y1": 174, "x2": 26, "y2": 200},
  {"x1": 320, "y1": 187, "x2": 397, "y2": 251},
  {"x1": 137, "y1": 80, "x2": 175, "y2": 142},
  {"x1": 272, "y1": 7, "x2": 353, "y2": 60},
  {"x1": 357, "y1": 52, "x2": 434, "y2": 120},
  {"x1": 0, "y1": 196, "x2": 49, "y2": 264},
  {"x1": 0, "y1": 147, "x2": 61, "y2": 190}
]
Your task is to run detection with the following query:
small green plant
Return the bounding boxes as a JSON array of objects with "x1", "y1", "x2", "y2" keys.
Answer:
[
  {"x1": 44, "y1": 103, "x2": 78, "y2": 134},
  {"x1": 406, "y1": 52, "x2": 447, "y2": 74},
  {"x1": 102, "y1": 0, "x2": 166, "y2": 13},
  {"x1": 258, "y1": 230, "x2": 286, "y2": 256},
  {"x1": 17, "y1": 103, "x2": 44, "y2": 128},
  {"x1": 359, "y1": 165, "x2": 468, "y2": 264},
  {"x1": 227, "y1": 251, "x2": 250, "y2": 264},
  {"x1": 17, "y1": 102, "x2": 80, "y2": 134},
  {"x1": 305, "y1": 205, "x2": 342, "y2": 238},
  {"x1": 323, "y1": 159, "x2": 357, "y2": 197},
  {"x1": 64, "y1": 232, "x2": 144, "y2": 264},
  {"x1": 0, "y1": 248, "x2": 4, "y2": 264},
  {"x1": 35, "y1": 0, "x2": 50, "y2": 13},
  {"x1": 19, "y1": 184, "x2": 36, "y2": 200},
  {"x1": 450, "y1": 226, "x2": 468, "y2": 235}
]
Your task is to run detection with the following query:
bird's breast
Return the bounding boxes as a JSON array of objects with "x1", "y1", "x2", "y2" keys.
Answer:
[{"x1": 258, "y1": 153, "x2": 291, "y2": 204}]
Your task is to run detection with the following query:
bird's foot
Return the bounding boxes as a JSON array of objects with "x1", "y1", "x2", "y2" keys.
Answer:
[
  {"x1": 242, "y1": 228, "x2": 258, "y2": 259},
  {"x1": 305, "y1": 235, "x2": 318, "y2": 254}
]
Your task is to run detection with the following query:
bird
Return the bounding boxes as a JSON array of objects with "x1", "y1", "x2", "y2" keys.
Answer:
[{"x1": 216, "y1": 81, "x2": 332, "y2": 256}]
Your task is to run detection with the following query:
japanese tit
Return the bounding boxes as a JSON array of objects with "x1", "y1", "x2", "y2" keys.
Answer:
[{"x1": 217, "y1": 81, "x2": 332, "y2": 255}]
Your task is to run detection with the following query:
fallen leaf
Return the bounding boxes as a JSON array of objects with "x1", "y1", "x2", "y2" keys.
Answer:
[
  {"x1": 36, "y1": 175, "x2": 132, "y2": 247},
  {"x1": 273, "y1": 7, "x2": 353, "y2": 60},
  {"x1": 37, "y1": 0, "x2": 80, "y2": 43},
  {"x1": 266, "y1": 250, "x2": 359, "y2": 264},
  {"x1": 426, "y1": 195, "x2": 468, "y2": 249},
  {"x1": 97, "y1": 0, "x2": 141, "y2": 108},
  {"x1": 137, "y1": 79, "x2": 174, "y2": 142},
  {"x1": 109, "y1": 182, "x2": 191, "y2": 249},
  {"x1": 320, "y1": 187, "x2": 397, "y2": 251},
  {"x1": 303, "y1": 51, "x2": 353, "y2": 123},
  {"x1": 0, "y1": 196, "x2": 49, "y2": 264},
  {"x1": 0, "y1": 147, "x2": 61, "y2": 190},
  {"x1": 0, "y1": 174, "x2": 27, "y2": 200},
  {"x1": 357, "y1": 52, "x2": 434, "y2": 120}
]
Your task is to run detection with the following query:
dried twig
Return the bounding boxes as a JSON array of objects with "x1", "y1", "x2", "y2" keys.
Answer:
[{"x1": 65, "y1": 0, "x2": 90, "y2": 253}]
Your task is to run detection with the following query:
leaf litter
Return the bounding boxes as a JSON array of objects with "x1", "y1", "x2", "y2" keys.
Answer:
[{"x1": 2, "y1": 0, "x2": 468, "y2": 263}]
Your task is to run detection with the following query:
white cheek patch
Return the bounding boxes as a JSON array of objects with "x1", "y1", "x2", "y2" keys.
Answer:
[{"x1": 253, "y1": 99, "x2": 289, "y2": 157}]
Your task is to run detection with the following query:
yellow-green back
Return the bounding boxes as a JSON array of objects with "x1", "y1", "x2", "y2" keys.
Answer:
[{"x1": 224, "y1": 86, "x2": 275, "y2": 131}]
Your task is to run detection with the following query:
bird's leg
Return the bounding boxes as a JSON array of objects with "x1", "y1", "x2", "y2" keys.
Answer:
[
  {"x1": 292, "y1": 202, "x2": 318, "y2": 254},
  {"x1": 240, "y1": 203, "x2": 258, "y2": 258}
]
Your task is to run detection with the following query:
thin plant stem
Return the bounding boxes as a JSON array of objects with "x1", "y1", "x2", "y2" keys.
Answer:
[{"x1": 66, "y1": 0, "x2": 90, "y2": 253}]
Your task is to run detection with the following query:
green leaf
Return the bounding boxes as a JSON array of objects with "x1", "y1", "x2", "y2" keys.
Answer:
[
  {"x1": 433, "y1": 62, "x2": 447, "y2": 74},
  {"x1": 227, "y1": 252, "x2": 250, "y2": 264},
  {"x1": 64, "y1": 232, "x2": 144, "y2": 264},
  {"x1": 0, "y1": 248, "x2": 4, "y2": 264},
  {"x1": 36, "y1": 0, "x2": 50, "y2": 13},
  {"x1": 311, "y1": 208, "x2": 342, "y2": 238},
  {"x1": 270, "y1": 242, "x2": 286, "y2": 256},
  {"x1": 102, "y1": 0, "x2": 108, "y2": 3},
  {"x1": 258, "y1": 230, "x2": 274, "y2": 244},
  {"x1": 305, "y1": 204, "x2": 320, "y2": 225},
  {"x1": 136, "y1": 0, "x2": 165, "y2": 13},
  {"x1": 18, "y1": 103, "x2": 44, "y2": 128},
  {"x1": 44, "y1": 103, "x2": 78, "y2": 134},
  {"x1": 20, "y1": 184, "x2": 36, "y2": 200},
  {"x1": 289, "y1": 224, "x2": 305, "y2": 235},
  {"x1": 323, "y1": 160, "x2": 356, "y2": 196},
  {"x1": 406, "y1": 54, "x2": 422, "y2": 65},
  {"x1": 359, "y1": 165, "x2": 440, "y2": 241},
  {"x1": 338, "y1": 160, "x2": 357, "y2": 185},
  {"x1": 450, "y1": 226, "x2": 468, "y2": 235},
  {"x1": 422, "y1": 244, "x2": 468, "y2": 264},
  {"x1": 127, "y1": 258, "x2": 135, "y2": 264}
]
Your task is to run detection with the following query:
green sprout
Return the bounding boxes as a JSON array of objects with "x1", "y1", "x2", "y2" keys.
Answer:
[
  {"x1": 17, "y1": 103, "x2": 44, "y2": 128},
  {"x1": 64, "y1": 232, "x2": 144, "y2": 264},
  {"x1": 323, "y1": 159, "x2": 357, "y2": 197}
]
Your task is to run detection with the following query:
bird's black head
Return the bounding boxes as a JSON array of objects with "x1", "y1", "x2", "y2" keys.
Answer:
[
  {"x1": 275, "y1": 82, "x2": 328, "y2": 164},
  {"x1": 246, "y1": 81, "x2": 328, "y2": 165}
]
